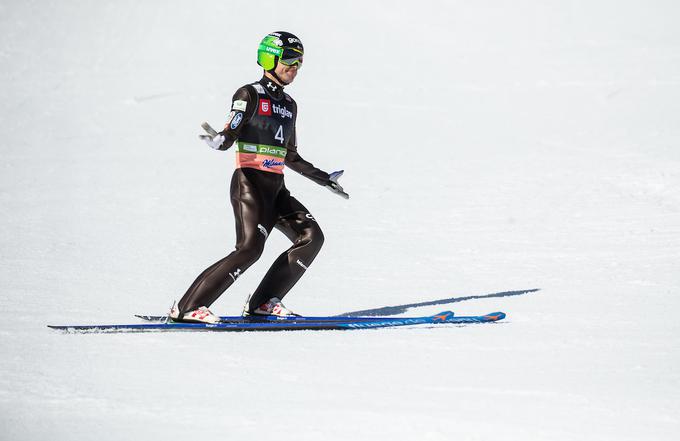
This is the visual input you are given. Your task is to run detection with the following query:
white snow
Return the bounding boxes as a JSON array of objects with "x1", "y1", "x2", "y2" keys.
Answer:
[{"x1": 1, "y1": 1, "x2": 679, "y2": 440}]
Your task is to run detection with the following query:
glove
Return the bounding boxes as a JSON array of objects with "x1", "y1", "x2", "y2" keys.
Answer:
[
  {"x1": 326, "y1": 170, "x2": 349, "y2": 199},
  {"x1": 199, "y1": 122, "x2": 226, "y2": 150}
]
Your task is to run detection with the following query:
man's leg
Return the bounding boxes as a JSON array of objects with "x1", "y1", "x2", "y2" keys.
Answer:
[
  {"x1": 246, "y1": 197, "x2": 324, "y2": 312},
  {"x1": 178, "y1": 171, "x2": 273, "y2": 314}
]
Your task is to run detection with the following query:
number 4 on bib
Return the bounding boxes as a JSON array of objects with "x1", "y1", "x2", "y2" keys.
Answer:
[{"x1": 275, "y1": 125, "x2": 284, "y2": 143}]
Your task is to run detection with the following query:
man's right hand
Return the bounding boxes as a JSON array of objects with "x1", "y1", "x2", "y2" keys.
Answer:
[{"x1": 199, "y1": 122, "x2": 226, "y2": 150}]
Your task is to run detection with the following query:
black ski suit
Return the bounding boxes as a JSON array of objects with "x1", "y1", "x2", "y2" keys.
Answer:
[{"x1": 177, "y1": 76, "x2": 331, "y2": 315}]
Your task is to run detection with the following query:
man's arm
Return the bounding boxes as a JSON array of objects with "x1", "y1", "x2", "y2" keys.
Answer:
[
  {"x1": 285, "y1": 128, "x2": 331, "y2": 185},
  {"x1": 201, "y1": 86, "x2": 256, "y2": 150},
  {"x1": 285, "y1": 128, "x2": 349, "y2": 199}
]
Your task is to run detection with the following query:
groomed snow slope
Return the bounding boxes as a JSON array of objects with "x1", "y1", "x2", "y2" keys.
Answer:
[{"x1": 1, "y1": 1, "x2": 679, "y2": 440}]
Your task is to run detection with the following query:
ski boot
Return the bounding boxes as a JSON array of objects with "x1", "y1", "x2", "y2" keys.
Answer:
[
  {"x1": 169, "y1": 301, "x2": 221, "y2": 324},
  {"x1": 243, "y1": 296, "x2": 299, "y2": 318}
]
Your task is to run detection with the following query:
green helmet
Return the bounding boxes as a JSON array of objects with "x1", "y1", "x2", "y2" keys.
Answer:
[{"x1": 257, "y1": 31, "x2": 304, "y2": 71}]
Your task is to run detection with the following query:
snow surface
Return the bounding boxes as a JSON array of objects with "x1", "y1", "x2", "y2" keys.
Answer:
[{"x1": 1, "y1": 0, "x2": 679, "y2": 439}]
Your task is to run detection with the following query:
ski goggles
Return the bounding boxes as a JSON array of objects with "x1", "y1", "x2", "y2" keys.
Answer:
[{"x1": 279, "y1": 48, "x2": 304, "y2": 67}]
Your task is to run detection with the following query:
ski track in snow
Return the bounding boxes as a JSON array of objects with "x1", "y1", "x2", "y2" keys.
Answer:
[{"x1": 1, "y1": 1, "x2": 679, "y2": 440}]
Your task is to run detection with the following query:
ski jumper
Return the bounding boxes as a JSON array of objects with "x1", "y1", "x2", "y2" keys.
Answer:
[{"x1": 177, "y1": 76, "x2": 329, "y2": 315}]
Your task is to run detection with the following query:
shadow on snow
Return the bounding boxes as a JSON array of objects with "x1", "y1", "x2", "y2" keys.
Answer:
[{"x1": 336, "y1": 288, "x2": 540, "y2": 317}]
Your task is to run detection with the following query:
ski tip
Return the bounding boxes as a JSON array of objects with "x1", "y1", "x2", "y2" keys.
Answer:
[
  {"x1": 432, "y1": 311, "x2": 455, "y2": 321},
  {"x1": 484, "y1": 312, "x2": 506, "y2": 321}
]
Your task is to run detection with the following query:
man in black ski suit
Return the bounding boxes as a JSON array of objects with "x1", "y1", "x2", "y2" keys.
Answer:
[{"x1": 170, "y1": 31, "x2": 348, "y2": 323}]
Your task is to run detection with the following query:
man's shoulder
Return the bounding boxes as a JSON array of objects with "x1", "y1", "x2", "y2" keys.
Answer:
[
  {"x1": 246, "y1": 82, "x2": 266, "y2": 95},
  {"x1": 234, "y1": 82, "x2": 264, "y2": 95},
  {"x1": 234, "y1": 80, "x2": 296, "y2": 107},
  {"x1": 232, "y1": 83, "x2": 266, "y2": 105},
  {"x1": 283, "y1": 92, "x2": 296, "y2": 105}
]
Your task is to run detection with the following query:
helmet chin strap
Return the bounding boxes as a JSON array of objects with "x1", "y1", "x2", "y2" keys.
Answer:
[{"x1": 268, "y1": 68, "x2": 289, "y2": 86}]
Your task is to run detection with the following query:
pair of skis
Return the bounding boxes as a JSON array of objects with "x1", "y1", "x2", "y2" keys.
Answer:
[{"x1": 47, "y1": 310, "x2": 506, "y2": 333}]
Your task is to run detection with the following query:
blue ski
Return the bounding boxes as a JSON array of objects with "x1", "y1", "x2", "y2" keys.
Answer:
[
  {"x1": 133, "y1": 313, "x2": 440, "y2": 323},
  {"x1": 48, "y1": 311, "x2": 505, "y2": 333}
]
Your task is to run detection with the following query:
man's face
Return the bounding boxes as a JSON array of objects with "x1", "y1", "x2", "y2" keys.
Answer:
[{"x1": 274, "y1": 62, "x2": 299, "y2": 85}]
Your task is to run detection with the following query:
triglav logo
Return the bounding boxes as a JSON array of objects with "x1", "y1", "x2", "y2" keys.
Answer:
[
  {"x1": 272, "y1": 104, "x2": 292, "y2": 119},
  {"x1": 258, "y1": 99, "x2": 271, "y2": 116}
]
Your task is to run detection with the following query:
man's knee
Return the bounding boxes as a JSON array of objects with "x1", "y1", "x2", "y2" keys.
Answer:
[
  {"x1": 308, "y1": 222, "x2": 324, "y2": 250},
  {"x1": 294, "y1": 222, "x2": 324, "y2": 259},
  {"x1": 235, "y1": 238, "x2": 266, "y2": 265}
]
